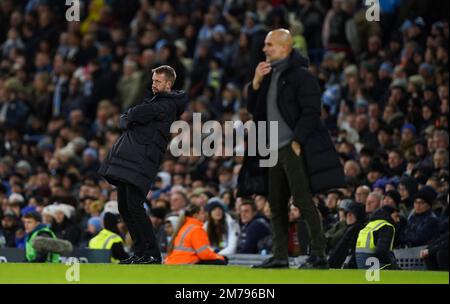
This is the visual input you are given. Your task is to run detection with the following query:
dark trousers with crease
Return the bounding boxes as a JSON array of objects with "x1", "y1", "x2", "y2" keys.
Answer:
[
  {"x1": 116, "y1": 181, "x2": 160, "y2": 257},
  {"x1": 268, "y1": 145, "x2": 326, "y2": 259}
]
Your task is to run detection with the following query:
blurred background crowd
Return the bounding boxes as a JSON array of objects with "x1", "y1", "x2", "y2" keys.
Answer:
[{"x1": 0, "y1": 0, "x2": 448, "y2": 268}]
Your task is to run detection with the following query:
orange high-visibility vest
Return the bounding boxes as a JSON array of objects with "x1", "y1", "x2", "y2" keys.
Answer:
[{"x1": 165, "y1": 217, "x2": 225, "y2": 264}]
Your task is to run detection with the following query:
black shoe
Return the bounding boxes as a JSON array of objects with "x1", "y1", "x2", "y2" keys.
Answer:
[
  {"x1": 252, "y1": 257, "x2": 289, "y2": 269},
  {"x1": 119, "y1": 255, "x2": 140, "y2": 264},
  {"x1": 298, "y1": 255, "x2": 329, "y2": 269},
  {"x1": 131, "y1": 255, "x2": 162, "y2": 264}
]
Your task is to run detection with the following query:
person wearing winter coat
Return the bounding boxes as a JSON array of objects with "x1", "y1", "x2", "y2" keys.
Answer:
[
  {"x1": 237, "y1": 200, "x2": 271, "y2": 255},
  {"x1": 355, "y1": 205, "x2": 401, "y2": 270},
  {"x1": 203, "y1": 200, "x2": 240, "y2": 255},
  {"x1": 50, "y1": 204, "x2": 80, "y2": 247},
  {"x1": 400, "y1": 186, "x2": 440, "y2": 247},
  {"x1": 420, "y1": 230, "x2": 448, "y2": 271},
  {"x1": 98, "y1": 65, "x2": 187, "y2": 264},
  {"x1": 328, "y1": 202, "x2": 366, "y2": 269},
  {"x1": 239, "y1": 29, "x2": 345, "y2": 270}
]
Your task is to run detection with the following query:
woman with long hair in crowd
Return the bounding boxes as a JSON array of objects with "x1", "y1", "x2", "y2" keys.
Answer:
[{"x1": 204, "y1": 200, "x2": 240, "y2": 255}]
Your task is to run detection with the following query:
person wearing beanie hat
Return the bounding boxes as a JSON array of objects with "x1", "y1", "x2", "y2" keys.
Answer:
[
  {"x1": 15, "y1": 160, "x2": 32, "y2": 177},
  {"x1": 419, "y1": 63, "x2": 434, "y2": 78},
  {"x1": 326, "y1": 198, "x2": 356, "y2": 254},
  {"x1": 383, "y1": 190, "x2": 401, "y2": 207},
  {"x1": 204, "y1": 200, "x2": 240, "y2": 255},
  {"x1": 355, "y1": 206, "x2": 401, "y2": 270},
  {"x1": 51, "y1": 204, "x2": 80, "y2": 246},
  {"x1": 414, "y1": 185, "x2": 437, "y2": 206},
  {"x1": 328, "y1": 201, "x2": 367, "y2": 269},
  {"x1": 402, "y1": 123, "x2": 417, "y2": 137},
  {"x1": 398, "y1": 175, "x2": 418, "y2": 208},
  {"x1": 204, "y1": 199, "x2": 226, "y2": 214},
  {"x1": 408, "y1": 75, "x2": 425, "y2": 94},
  {"x1": 367, "y1": 160, "x2": 386, "y2": 186},
  {"x1": 399, "y1": 186, "x2": 439, "y2": 247},
  {"x1": 382, "y1": 190, "x2": 408, "y2": 246},
  {"x1": 89, "y1": 212, "x2": 128, "y2": 262},
  {"x1": 385, "y1": 176, "x2": 400, "y2": 191},
  {"x1": 87, "y1": 216, "x2": 102, "y2": 235},
  {"x1": 390, "y1": 78, "x2": 408, "y2": 91},
  {"x1": 379, "y1": 62, "x2": 393, "y2": 75}
]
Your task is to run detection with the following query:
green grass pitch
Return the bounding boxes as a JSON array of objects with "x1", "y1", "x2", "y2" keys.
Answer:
[{"x1": 0, "y1": 263, "x2": 447, "y2": 284}]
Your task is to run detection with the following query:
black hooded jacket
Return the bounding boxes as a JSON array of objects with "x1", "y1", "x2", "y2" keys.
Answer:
[{"x1": 98, "y1": 90, "x2": 187, "y2": 196}]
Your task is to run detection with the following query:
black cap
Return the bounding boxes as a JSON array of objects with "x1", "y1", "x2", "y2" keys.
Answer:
[
  {"x1": 379, "y1": 124, "x2": 394, "y2": 135},
  {"x1": 414, "y1": 138, "x2": 427, "y2": 146},
  {"x1": 385, "y1": 190, "x2": 401, "y2": 206},
  {"x1": 368, "y1": 160, "x2": 386, "y2": 174},
  {"x1": 360, "y1": 146, "x2": 375, "y2": 157},
  {"x1": 103, "y1": 212, "x2": 120, "y2": 231},
  {"x1": 414, "y1": 185, "x2": 437, "y2": 206},
  {"x1": 149, "y1": 207, "x2": 167, "y2": 220},
  {"x1": 346, "y1": 202, "x2": 366, "y2": 223}
]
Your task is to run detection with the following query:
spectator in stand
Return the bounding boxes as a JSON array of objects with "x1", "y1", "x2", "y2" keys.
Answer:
[
  {"x1": 237, "y1": 200, "x2": 271, "y2": 255},
  {"x1": 287, "y1": 203, "x2": 310, "y2": 257},
  {"x1": 365, "y1": 192, "x2": 382, "y2": 218},
  {"x1": 398, "y1": 175, "x2": 419, "y2": 210},
  {"x1": 89, "y1": 212, "x2": 129, "y2": 263},
  {"x1": 325, "y1": 199, "x2": 352, "y2": 253},
  {"x1": 50, "y1": 204, "x2": 80, "y2": 246},
  {"x1": 400, "y1": 186, "x2": 440, "y2": 247},
  {"x1": 0, "y1": 212, "x2": 19, "y2": 247},
  {"x1": 203, "y1": 200, "x2": 240, "y2": 255},
  {"x1": 355, "y1": 185, "x2": 371, "y2": 205},
  {"x1": 328, "y1": 201, "x2": 366, "y2": 269}
]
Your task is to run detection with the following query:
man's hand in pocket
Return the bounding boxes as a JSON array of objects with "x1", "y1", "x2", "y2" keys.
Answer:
[{"x1": 291, "y1": 141, "x2": 301, "y2": 156}]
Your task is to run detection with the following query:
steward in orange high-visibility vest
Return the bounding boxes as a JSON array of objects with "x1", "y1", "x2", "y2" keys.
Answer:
[{"x1": 165, "y1": 204, "x2": 227, "y2": 265}]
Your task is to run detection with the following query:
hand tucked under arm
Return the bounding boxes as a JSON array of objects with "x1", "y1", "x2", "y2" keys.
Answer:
[{"x1": 127, "y1": 101, "x2": 172, "y2": 126}]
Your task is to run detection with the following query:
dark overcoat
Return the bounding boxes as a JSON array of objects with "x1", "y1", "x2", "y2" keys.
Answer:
[
  {"x1": 237, "y1": 50, "x2": 346, "y2": 196},
  {"x1": 98, "y1": 91, "x2": 187, "y2": 196}
]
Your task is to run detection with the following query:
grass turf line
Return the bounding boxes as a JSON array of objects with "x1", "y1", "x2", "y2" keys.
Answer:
[{"x1": 0, "y1": 263, "x2": 448, "y2": 284}]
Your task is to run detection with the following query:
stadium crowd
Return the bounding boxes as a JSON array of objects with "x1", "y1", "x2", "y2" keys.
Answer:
[{"x1": 0, "y1": 0, "x2": 448, "y2": 269}]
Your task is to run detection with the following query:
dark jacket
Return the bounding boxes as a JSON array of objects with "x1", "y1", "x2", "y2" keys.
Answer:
[
  {"x1": 400, "y1": 210, "x2": 440, "y2": 247},
  {"x1": 366, "y1": 208, "x2": 398, "y2": 265},
  {"x1": 427, "y1": 230, "x2": 449, "y2": 256},
  {"x1": 237, "y1": 50, "x2": 345, "y2": 196},
  {"x1": 237, "y1": 214, "x2": 271, "y2": 254},
  {"x1": 51, "y1": 217, "x2": 80, "y2": 247},
  {"x1": 98, "y1": 91, "x2": 187, "y2": 196},
  {"x1": 325, "y1": 220, "x2": 347, "y2": 253},
  {"x1": 328, "y1": 222, "x2": 365, "y2": 269}
]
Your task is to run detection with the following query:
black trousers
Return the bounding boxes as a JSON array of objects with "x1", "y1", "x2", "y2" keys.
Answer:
[
  {"x1": 268, "y1": 146, "x2": 326, "y2": 259},
  {"x1": 424, "y1": 249, "x2": 449, "y2": 271},
  {"x1": 116, "y1": 181, "x2": 160, "y2": 257}
]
